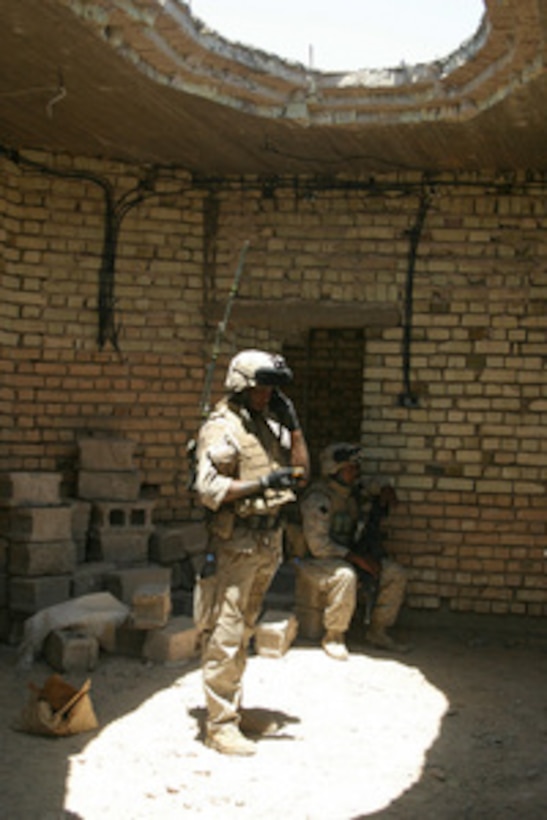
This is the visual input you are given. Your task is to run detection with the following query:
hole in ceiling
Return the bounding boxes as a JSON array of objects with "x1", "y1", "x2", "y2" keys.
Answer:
[{"x1": 190, "y1": 0, "x2": 486, "y2": 72}]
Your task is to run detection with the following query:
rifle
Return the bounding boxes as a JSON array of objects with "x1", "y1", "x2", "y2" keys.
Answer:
[
  {"x1": 186, "y1": 240, "x2": 250, "y2": 490},
  {"x1": 351, "y1": 485, "x2": 397, "y2": 623}
]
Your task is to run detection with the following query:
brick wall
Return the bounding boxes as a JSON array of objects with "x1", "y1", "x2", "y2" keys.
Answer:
[{"x1": 1, "y1": 153, "x2": 546, "y2": 617}]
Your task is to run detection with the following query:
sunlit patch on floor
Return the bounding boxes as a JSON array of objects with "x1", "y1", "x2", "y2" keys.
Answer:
[{"x1": 64, "y1": 648, "x2": 448, "y2": 819}]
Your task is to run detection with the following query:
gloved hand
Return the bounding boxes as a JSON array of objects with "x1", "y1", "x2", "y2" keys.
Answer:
[
  {"x1": 346, "y1": 551, "x2": 381, "y2": 579},
  {"x1": 260, "y1": 467, "x2": 302, "y2": 491},
  {"x1": 269, "y1": 389, "x2": 300, "y2": 431}
]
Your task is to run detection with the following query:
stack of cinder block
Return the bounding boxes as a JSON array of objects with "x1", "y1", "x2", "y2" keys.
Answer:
[
  {"x1": 149, "y1": 521, "x2": 209, "y2": 616},
  {"x1": 0, "y1": 472, "x2": 76, "y2": 642},
  {"x1": 73, "y1": 435, "x2": 200, "y2": 665},
  {"x1": 77, "y1": 435, "x2": 155, "y2": 567}
]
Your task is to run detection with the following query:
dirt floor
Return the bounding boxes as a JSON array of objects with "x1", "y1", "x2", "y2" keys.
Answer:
[{"x1": 1, "y1": 614, "x2": 547, "y2": 820}]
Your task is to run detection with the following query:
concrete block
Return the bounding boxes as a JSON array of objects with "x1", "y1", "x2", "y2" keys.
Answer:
[
  {"x1": 255, "y1": 610, "x2": 298, "y2": 658},
  {"x1": 78, "y1": 470, "x2": 141, "y2": 502},
  {"x1": 96, "y1": 620, "x2": 117, "y2": 653},
  {"x1": 149, "y1": 522, "x2": 208, "y2": 563},
  {"x1": 0, "y1": 573, "x2": 7, "y2": 607},
  {"x1": 91, "y1": 499, "x2": 155, "y2": 530},
  {"x1": 9, "y1": 540, "x2": 77, "y2": 576},
  {"x1": 294, "y1": 605, "x2": 324, "y2": 641},
  {"x1": 78, "y1": 436, "x2": 137, "y2": 471},
  {"x1": 142, "y1": 615, "x2": 200, "y2": 664},
  {"x1": 0, "y1": 472, "x2": 62, "y2": 507},
  {"x1": 130, "y1": 583, "x2": 172, "y2": 629},
  {"x1": 87, "y1": 530, "x2": 151, "y2": 565},
  {"x1": 71, "y1": 561, "x2": 116, "y2": 598},
  {"x1": 1, "y1": 505, "x2": 73, "y2": 542},
  {"x1": 43, "y1": 628, "x2": 99, "y2": 673},
  {"x1": 9, "y1": 576, "x2": 71, "y2": 615},
  {"x1": 106, "y1": 566, "x2": 171, "y2": 605}
]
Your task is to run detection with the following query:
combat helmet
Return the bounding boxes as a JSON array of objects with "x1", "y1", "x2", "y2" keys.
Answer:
[
  {"x1": 320, "y1": 442, "x2": 363, "y2": 477},
  {"x1": 225, "y1": 349, "x2": 293, "y2": 393}
]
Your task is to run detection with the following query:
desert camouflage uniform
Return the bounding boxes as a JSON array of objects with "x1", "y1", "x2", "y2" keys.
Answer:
[
  {"x1": 300, "y1": 476, "x2": 407, "y2": 636},
  {"x1": 299, "y1": 478, "x2": 358, "y2": 634},
  {"x1": 195, "y1": 397, "x2": 294, "y2": 737}
]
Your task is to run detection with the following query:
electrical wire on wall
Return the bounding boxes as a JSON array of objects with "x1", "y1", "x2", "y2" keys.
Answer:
[
  {"x1": 399, "y1": 184, "x2": 433, "y2": 408},
  {"x1": 0, "y1": 146, "x2": 160, "y2": 352}
]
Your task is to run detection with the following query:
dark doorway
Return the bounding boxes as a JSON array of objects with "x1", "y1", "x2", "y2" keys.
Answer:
[{"x1": 284, "y1": 328, "x2": 364, "y2": 476}]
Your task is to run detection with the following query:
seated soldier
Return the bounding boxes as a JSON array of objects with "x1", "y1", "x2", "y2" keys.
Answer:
[{"x1": 298, "y1": 442, "x2": 408, "y2": 659}]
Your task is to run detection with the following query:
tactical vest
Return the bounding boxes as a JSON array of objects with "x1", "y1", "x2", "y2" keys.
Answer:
[
  {"x1": 326, "y1": 479, "x2": 359, "y2": 546},
  {"x1": 216, "y1": 399, "x2": 295, "y2": 518}
]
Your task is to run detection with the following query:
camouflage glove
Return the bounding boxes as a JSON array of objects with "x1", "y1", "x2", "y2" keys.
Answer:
[
  {"x1": 269, "y1": 389, "x2": 300, "y2": 431},
  {"x1": 260, "y1": 467, "x2": 301, "y2": 490}
]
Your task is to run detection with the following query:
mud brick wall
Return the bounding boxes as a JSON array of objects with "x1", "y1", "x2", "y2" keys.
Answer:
[{"x1": 1, "y1": 151, "x2": 546, "y2": 618}]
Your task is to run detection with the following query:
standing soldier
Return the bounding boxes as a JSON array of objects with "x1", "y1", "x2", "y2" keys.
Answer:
[
  {"x1": 299, "y1": 442, "x2": 407, "y2": 660},
  {"x1": 194, "y1": 349, "x2": 309, "y2": 756}
]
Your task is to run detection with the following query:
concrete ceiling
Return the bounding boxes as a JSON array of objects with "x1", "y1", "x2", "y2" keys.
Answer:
[{"x1": 1, "y1": 0, "x2": 546, "y2": 176}]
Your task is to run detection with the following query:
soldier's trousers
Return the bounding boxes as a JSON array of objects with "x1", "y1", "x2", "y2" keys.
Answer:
[
  {"x1": 369, "y1": 558, "x2": 407, "y2": 630},
  {"x1": 201, "y1": 528, "x2": 282, "y2": 735},
  {"x1": 297, "y1": 558, "x2": 357, "y2": 633}
]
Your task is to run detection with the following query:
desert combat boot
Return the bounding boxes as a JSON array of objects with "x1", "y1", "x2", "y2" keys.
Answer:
[
  {"x1": 321, "y1": 630, "x2": 349, "y2": 661},
  {"x1": 206, "y1": 723, "x2": 257, "y2": 756}
]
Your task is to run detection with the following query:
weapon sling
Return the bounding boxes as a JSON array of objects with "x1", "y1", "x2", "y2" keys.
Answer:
[{"x1": 186, "y1": 240, "x2": 250, "y2": 489}]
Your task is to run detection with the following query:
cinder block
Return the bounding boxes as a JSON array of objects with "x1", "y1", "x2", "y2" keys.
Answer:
[
  {"x1": 0, "y1": 472, "x2": 62, "y2": 507},
  {"x1": 1, "y1": 505, "x2": 73, "y2": 542},
  {"x1": 142, "y1": 615, "x2": 200, "y2": 664},
  {"x1": 9, "y1": 540, "x2": 77, "y2": 576},
  {"x1": 294, "y1": 606, "x2": 324, "y2": 641},
  {"x1": 255, "y1": 610, "x2": 298, "y2": 658},
  {"x1": 0, "y1": 573, "x2": 7, "y2": 607},
  {"x1": 78, "y1": 436, "x2": 137, "y2": 471},
  {"x1": 131, "y1": 583, "x2": 172, "y2": 629},
  {"x1": 87, "y1": 529, "x2": 151, "y2": 565},
  {"x1": 149, "y1": 522, "x2": 208, "y2": 563},
  {"x1": 71, "y1": 561, "x2": 116, "y2": 598},
  {"x1": 106, "y1": 566, "x2": 171, "y2": 605},
  {"x1": 9, "y1": 576, "x2": 72, "y2": 615},
  {"x1": 78, "y1": 470, "x2": 141, "y2": 502},
  {"x1": 91, "y1": 499, "x2": 155, "y2": 530},
  {"x1": 43, "y1": 628, "x2": 99, "y2": 673}
]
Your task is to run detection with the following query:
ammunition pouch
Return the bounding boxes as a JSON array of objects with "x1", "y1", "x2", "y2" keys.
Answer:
[{"x1": 237, "y1": 513, "x2": 283, "y2": 532}]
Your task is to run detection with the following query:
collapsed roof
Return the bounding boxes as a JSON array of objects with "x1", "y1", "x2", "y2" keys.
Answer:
[{"x1": 1, "y1": 0, "x2": 546, "y2": 174}]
